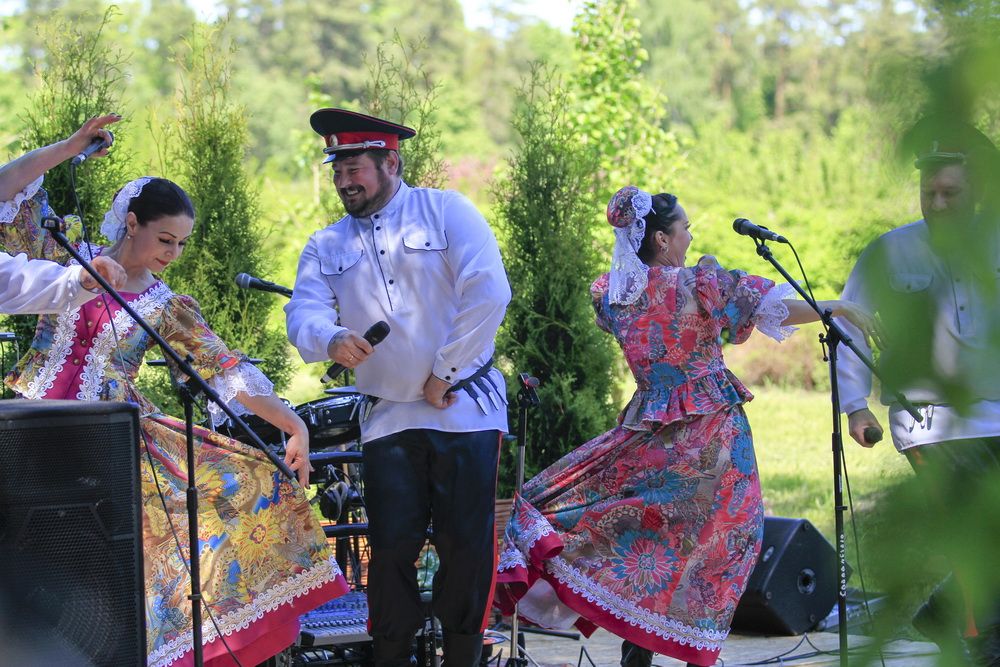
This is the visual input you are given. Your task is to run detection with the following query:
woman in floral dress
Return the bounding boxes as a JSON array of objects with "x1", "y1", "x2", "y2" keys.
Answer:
[
  {"x1": 0, "y1": 116, "x2": 348, "y2": 667},
  {"x1": 494, "y1": 186, "x2": 875, "y2": 667}
]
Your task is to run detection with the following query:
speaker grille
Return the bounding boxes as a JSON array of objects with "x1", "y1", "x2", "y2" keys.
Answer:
[
  {"x1": 732, "y1": 517, "x2": 839, "y2": 635},
  {"x1": 0, "y1": 400, "x2": 145, "y2": 666}
]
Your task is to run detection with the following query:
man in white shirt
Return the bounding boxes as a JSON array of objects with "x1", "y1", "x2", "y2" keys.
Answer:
[
  {"x1": 286, "y1": 109, "x2": 511, "y2": 667},
  {"x1": 837, "y1": 116, "x2": 1000, "y2": 664},
  {"x1": 0, "y1": 251, "x2": 125, "y2": 314}
]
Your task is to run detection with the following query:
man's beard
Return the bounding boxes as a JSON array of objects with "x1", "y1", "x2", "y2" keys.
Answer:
[
  {"x1": 340, "y1": 169, "x2": 394, "y2": 217},
  {"x1": 927, "y1": 205, "x2": 978, "y2": 262}
]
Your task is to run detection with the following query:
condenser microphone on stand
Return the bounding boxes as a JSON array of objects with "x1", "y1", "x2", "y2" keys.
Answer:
[
  {"x1": 234, "y1": 272, "x2": 293, "y2": 298},
  {"x1": 733, "y1": 217, "x2": 789, "y2": 244}
]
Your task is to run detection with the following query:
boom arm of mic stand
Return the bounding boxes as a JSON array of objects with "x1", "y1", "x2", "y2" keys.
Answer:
[
  {"x1": 42, "y1": 217, "x2": 296, "y2": 480},
  {"x1": 752, "y1": 239, "x2": 922, "y2": 423}
]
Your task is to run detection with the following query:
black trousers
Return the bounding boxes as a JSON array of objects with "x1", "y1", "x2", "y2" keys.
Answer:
[
  {"x1": 905, "y1": 436, "x2": 1000, "y2": 637},
  {"x1": 362, "y1": 428, "x2": 501, "y2": 643}
]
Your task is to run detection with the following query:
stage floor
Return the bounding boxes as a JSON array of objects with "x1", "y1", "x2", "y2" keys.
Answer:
[{"x1": 498, "y1": 628, "x2": 940, "y2": 667}]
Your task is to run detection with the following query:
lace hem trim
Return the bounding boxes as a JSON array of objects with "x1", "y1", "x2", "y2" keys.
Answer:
[
  {"x1": 545, "y1": 555, "x2": 728, "y2": 651},
  {"x1": 206, "y1": 362, "x2": 275, "y2": 427},
  {"x1": 498, "y1": 545, "x2": 528, "y2": 572},
  {"x1": 147, "y1": 556, "x2": 342, "y2": 667},
  {"x1": 499, "y1": 499, "x2": 557, "y2": 573},
  {"x1": 0, "y1": 175, "x2": 43, "y2": 225},
  {"x1": 502, "y1": 504, "x2": 729, "y2": 651}
]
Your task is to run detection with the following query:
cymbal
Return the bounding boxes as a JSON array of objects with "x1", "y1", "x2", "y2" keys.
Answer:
[
  {"x1": 324, "y1": 386, "x2": 358, "y2": 394},
  {"x1": 147, "y1": 358, "x2": 264, "y2": 367}
]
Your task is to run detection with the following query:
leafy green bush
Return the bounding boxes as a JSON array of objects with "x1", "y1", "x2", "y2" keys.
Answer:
[
  {"x1": 725, "y1": 331, "x2": 831, "y2": 392},
  {"x1": 362, "y1": 33, "x2": 446, "y2": 191},
  {"x1": 569, "y1": 0, "x2": 681, "y2": 206}
]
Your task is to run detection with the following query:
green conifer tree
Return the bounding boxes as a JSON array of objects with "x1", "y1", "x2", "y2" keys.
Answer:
[
  {"x1": 492, "y1": 64, "x2": 618, "y2": 490},
  {"x1": 1, "y1": 7, "x2": 129, "y2": 388},
  {"x1": 139, "y1": 27, "x2": 291, "y2": 412}
]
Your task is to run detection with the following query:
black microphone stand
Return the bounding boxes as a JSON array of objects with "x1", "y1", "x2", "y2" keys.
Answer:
[
  {"x1": 506, "y1": 373, "x2": 540, "y2": 667},
  {"x1": 749, "y1": 237, "x2": 921, "y2": 667},
  {"x1": 42, "y1": 216, "x2": 295, "y2": 667}
]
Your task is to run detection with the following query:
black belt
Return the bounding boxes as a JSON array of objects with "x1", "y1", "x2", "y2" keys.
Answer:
[
  {"x1": 352, "y1": 359, "x2": 505, "y2": 422},
  {"x1": 446, "y1": 358, "x2": 506, "y2": 415}
]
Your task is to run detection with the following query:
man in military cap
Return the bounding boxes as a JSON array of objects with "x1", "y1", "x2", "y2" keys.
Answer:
[
  {"x1": 285, "y1": 108, "x2": 511, "y2": 667},
  {"x1": 836, "y1": 115, "x2": 1000, "y2": 664}
]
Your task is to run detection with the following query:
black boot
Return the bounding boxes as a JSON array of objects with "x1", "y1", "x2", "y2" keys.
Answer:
[
  {"x1": 620, "y1": 640, "x2": 653, "y2": 667},
  {"x1": 441, "y1": 631, "x2": 484, "y2": 667},
  {"x1": 373, "y1": 634, "x2": 416, "y2": 667},
  {"x1": 969, "y1": 628, "x2": 1000, "y2": 667},
  {"x1": 968, "y1": 601, "x2": 1000, "y2": 667},
  {"x1": 912, "y1": 575, "x2": 974, "y2": 666}
]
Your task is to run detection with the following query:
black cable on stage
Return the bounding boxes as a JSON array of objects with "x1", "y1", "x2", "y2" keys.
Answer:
[{"x1": 840, "y1": 444, "x2": 888, "y2": 667}]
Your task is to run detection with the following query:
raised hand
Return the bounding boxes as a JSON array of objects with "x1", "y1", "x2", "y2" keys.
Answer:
[
  {"x1": 82, "y1": 255, "x2": 127, "y2": 292},
  {"x1": 64, "y1": 113, "x2": 121, "y2": 161}
]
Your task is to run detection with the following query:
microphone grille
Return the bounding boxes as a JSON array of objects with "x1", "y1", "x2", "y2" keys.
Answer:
[
  {"x1": 234, "y1": 272, "x2": 251, "y2": 288},
  {"x1": 367, "y1": 320, "x2": 391, "y2": 345}
]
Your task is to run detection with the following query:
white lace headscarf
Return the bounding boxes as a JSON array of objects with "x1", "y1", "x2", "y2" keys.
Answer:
[
  {"x1": 100, "y1": 176, "x2": 153, "y2": 242},
  {"x1": 607, "y1": 185, "x2": 653, "y2": 305}
]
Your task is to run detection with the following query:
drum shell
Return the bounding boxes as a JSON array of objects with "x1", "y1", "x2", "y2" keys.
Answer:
[
  {"x1": 216, "y1": 393, "x2": 362, "y2": 450},
  {"x1": 216, "y1": 413, "x2": 282, "y2": 446},
  {"x1": 294, "y1": 394, "x2": 362, "y2": 449}
]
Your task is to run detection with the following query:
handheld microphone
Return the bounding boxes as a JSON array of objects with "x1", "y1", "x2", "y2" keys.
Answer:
[
  {"x1": 322, "y1": 321, "x2": 391, "y2": 383},
  {"x1": 70, "y1": 130, "x2": 114, "y2": 166},
  {"x1": 234, "y1": 272, "x2": 292, "y2": 298},
  {"x1": 863, "y1": 426, "x2": 883, "y2": 445},
  {"x1": 732, "y1": 218, "x2": 789, "y2": 244}
]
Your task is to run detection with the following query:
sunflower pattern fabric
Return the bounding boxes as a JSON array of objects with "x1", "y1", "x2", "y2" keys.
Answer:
[{"x1": 1, "y1": 182, "x2": 348, "y2": 667}]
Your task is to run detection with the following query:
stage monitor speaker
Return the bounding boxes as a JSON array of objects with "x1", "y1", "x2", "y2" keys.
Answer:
[
  {"x1": 0, "y1": 399, "x2": 145, "y2": 666},
  {"x1": 731, "y1": 517, "x2": 842, "y2": 636}
]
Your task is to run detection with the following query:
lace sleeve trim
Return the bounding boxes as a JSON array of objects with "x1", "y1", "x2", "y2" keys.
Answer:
[
  {"x1": 0, "y1": 175, "x2": 44, "y2": 225},
  {"x1": 754, "y1": 282, "x2": 797, "y2": 341},
  {"x1": 206, "y1": 362, "x2": 275, "y2": 427}
]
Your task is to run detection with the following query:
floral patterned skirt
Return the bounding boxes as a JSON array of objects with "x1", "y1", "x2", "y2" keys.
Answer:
[
  {"x1": 495, "y1": 406, "x2": 763, "y2": 667},
  {"x1": 140, "y1": 414, "x2": 348, "y2": 667}
]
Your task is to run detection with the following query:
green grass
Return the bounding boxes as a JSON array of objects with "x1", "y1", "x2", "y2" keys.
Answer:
[{"x1": 747, "y1": 387, "x2": 911, "y2": 538}]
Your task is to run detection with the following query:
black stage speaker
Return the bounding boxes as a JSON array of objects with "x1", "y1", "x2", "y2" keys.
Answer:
[
  {"x1": 0, "y1": 400, "x2": 145, "y2": 666},
  {"x1": 731, "y1": 517, "x2": 841, "y2": 635}
]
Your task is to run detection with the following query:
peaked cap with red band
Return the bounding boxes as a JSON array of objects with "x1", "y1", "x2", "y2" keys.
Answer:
[
  {"x1": 310, "y1": 108, "x2": 416, "y2": 164},
  {"x1": 904, "y1": 114, "x2": 999, "y2": 171}
]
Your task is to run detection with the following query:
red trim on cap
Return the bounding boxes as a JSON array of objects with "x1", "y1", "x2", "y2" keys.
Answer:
[{"x1": 324, "y1": 131, "x2": 399, "y2": 150}]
